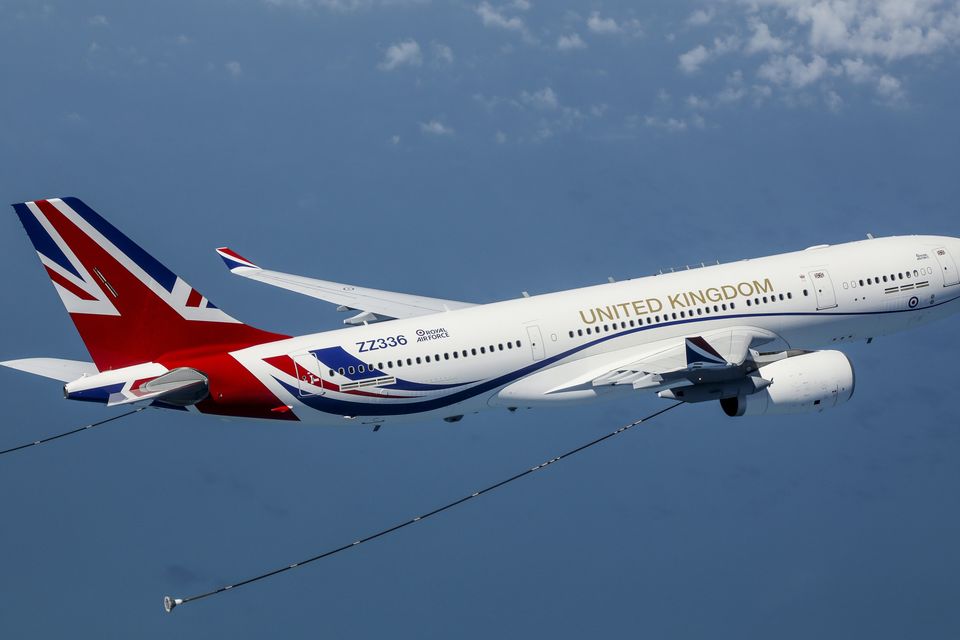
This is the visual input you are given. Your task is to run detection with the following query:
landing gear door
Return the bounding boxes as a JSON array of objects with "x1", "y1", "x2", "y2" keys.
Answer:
[
  {"x1": 293, "y1": 352, "x2": 325, "y2": 396},
  {"x1": 526, "y1": 325, "x2": 546, "y2": 361},
  {"x1": 933, "y1": 247, "x2": 959, "y2": 286},
  {"x1": 808, "y1": 270, "x2": 838, "y2": 310}
]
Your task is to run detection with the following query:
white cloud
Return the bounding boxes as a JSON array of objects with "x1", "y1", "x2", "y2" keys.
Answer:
[
  {"x1": 825, "y1": 90, "x2": 844, "y2": 112},
  {"x1": 510, "y1": 0, "x2": 531, "y2": 9},
  {"x1": 379, "y1": 39, "x2": 422, "y2": 70},
  {"x1": 587, "y1": 12, "x2": 620, "y2": 34},
  {"x1": 391, "y1": 135, "x2": 401, "y2": 145},
  {"x1": 687, "y1": 8, "x2": 714, "y2": 27},
  {"x1": 225, "y1": 60, "x2": 242, "y2": 77},
  {"x1": 476, "y1": 2, "x2": 525, "y2": 32},
  {"x1": 678, "y1": 36, "x2": 739, "y2": 73},
  {"x1": 420, "y1": 119, "x2": 454, "y2": 135},
  {"x1": 675, "y1": 1, "x2": 960, "y2": 111},
  {"x1": 432, "y1": 42, "x2": 454, "y2": 65},
  {"x1": 520, "y1": 87, "x2": 559, "y2": 109},
  {"x1": 841, "y1": 57, "x2": 876, "y2": 83},
  {"x1": 88, "y1": 15, "x2": 108, "y2": 27},
  {"x1": 557, "y1": 33, "x2": 586, "y2": 50},
  {"x1": 757, "y1": 54, "x2": 829, "y2": 88},
  {"x1": 644, "y1": 116, "x2": 688, "y2": 132},
  {"x1": 678, "y1": 45, "x2": 710, "y2": 73},
  {"x1": 495, "y1": 130, "x2": 507, "y2": 143},
  {"x1": 876, "y1": 74, "x2": 906, "y2": 103},
  {"x1": 746, "y1": 20, "x2": 787, "y2": 54}
]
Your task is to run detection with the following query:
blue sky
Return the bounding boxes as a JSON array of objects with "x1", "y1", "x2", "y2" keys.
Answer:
[{"x1": 1, "y1": 1, "x2": 959, "y2": 638}]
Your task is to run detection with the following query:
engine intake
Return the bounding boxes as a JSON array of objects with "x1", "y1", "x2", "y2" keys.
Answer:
[{"x1": 720, "y1": 350, "x2": 855, "y2": 417}]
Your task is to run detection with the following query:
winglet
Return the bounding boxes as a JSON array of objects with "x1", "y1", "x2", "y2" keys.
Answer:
[
  {"x1": 216, "y1": 247, "x2": 260, "y2": 272},
  {"x1": 685, "y1": 336, "x2": 728, "y2": 368}
]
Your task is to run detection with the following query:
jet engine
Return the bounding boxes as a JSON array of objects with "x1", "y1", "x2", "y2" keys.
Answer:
[{"x1": 720, "y1": 350, "x2": 855, "y2": 417}]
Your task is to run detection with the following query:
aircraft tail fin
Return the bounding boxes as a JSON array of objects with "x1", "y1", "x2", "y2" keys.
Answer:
[{"x1": 11, "y1": 198, "x2": 287, "y2": 370}]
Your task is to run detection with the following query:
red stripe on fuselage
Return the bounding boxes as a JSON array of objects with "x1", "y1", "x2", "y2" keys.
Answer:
[{"x1": 160, "y1": 351, "x2": 298, "y2": 421}]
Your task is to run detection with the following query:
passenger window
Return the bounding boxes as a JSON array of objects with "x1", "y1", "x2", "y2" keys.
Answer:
[
  {"x1": 787, "y1": 292, "x2": 792, "y2": 299},
  {"x1": 406, "y1": 358, "x2": 412, "y2": 365},
  {"x1": 498, "y1": 344, "x2": 504, "y2": 350},
  {"x1": 746, "y1": 299, "x2": 752, "y2": 306},
  {"x1": 568, "y1": 331, "x2": 574, "y2": 338},
  {"x1": 577, "y1": 329, "x2": 583, "y2": 337},
  {"x1": 517, "y1": 341, "x2": 522, "y2": 347},
  {"x1": 471, "y1": 348, "x2": 477, "y2": 356},
  {"x1": 415, "y1": 357, "x2": 421, "y2": 364},
  {"x1": 586, "y1": 327, "x2": 592, "y2": 335},
  {"x1": 338, "y1": 367, "x2": 345, "y2": 375},
  {"x1": 461, "y1": 350, "x2": 468, "y2": 357},
  {"x1": 348, "y1": 366, "x2": 355, "y2": 374},
  {"x1": 357, "y1": 365, "x2": 364, "y2": 373},
  {"x1": 480, "y1": 347, "x2": 486, "y2": 354},
  {"x1": 444, "y1": 353, "x2": 449, "y2": 360},
  {"x1": 453, "y1": 352, "x2": 458, "y2": 359}
]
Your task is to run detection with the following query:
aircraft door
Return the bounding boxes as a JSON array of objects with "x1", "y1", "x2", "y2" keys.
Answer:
[
  {"x1": 808, "y1": 270, "x2": 838, "y2": 310},
  {"x1": 933, "y1": 247, "x2": 959, "y2": 286},
  {"x1": 293, "y1": 352, "x2": 325, "y2": 396},
  {"x1": 526, "y1": 325, "x2": 546, "y2": 361}
]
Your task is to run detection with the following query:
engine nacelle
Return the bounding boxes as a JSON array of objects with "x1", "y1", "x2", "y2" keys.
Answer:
[{"x1": 720, "y1": 350, "x2": 855, "y2": 417}]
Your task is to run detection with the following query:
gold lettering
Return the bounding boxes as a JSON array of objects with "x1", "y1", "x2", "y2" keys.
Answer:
[
  {"x1": 596, "y1": 306, "x2": 615, "y2": 321},
  {"x1": 579, "y1": 309, "x2": 597, "y2": 324},
  {"x1": 668, "y1": 293, "x2": 685, "y2": 308},
  {"x1": 687, "y1": 289, "x2": 706, "y2": 305},
  {"x1": 705, "y1": 287, "x2": 722, "y2": 302},
  {"x1": 721, "y1": 285, "x2": 738, "y2": 300},
  {"x1": 647, "y1": 297, "x2": 663, "y2": 313},
  {"x1": 737, "y1": 282, "x2": 754, "y2": 297},
  {"x1": 753, "y1": 278, "x2": 774, "y2": 294},
  {"x1": 632, "y1": 300, "x2": 648, "y2": 315}
]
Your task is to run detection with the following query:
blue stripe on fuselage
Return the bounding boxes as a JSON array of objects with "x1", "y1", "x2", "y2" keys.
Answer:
[{"x1": 285, "y1": 294, "x2": 960, "y2": 417}]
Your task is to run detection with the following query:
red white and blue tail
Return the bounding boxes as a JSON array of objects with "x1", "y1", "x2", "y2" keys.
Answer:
[{"x1": 12, "y1": 197, "x2": 285, "y2": 370}]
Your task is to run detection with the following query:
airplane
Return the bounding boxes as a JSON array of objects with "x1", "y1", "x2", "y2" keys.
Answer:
[{"x1": 2, "y1": 197, "x2": 959, "y2": 427}]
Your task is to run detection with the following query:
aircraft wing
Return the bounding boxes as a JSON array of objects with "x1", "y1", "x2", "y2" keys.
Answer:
[
  {"x1": 548, "y1": 326, "x2": 790, "y2": 399},
  {"x1": 216, "y1": 248, "x2": 476, "y2": 325}
]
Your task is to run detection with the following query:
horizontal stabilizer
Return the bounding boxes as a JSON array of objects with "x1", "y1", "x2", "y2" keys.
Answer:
[
  {"x1": 0, "y1": 358, "x2": 98, "y2": 382},
  {"x1": 107, "y1": 367, "x2": 209, "y2": 407}
]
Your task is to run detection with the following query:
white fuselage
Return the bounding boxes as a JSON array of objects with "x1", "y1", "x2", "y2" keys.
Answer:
[{"x1": 229, "y1": 236, "x2": 960, "y2": 426}]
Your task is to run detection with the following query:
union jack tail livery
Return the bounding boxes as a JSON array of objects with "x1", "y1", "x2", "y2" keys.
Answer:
[{"x1": 12, "y1": 197, "x2": 284, "y2": 371}]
